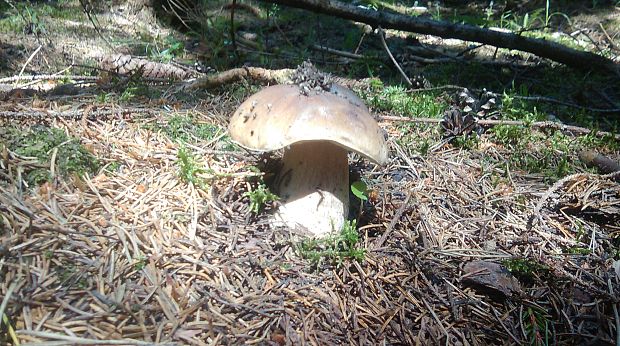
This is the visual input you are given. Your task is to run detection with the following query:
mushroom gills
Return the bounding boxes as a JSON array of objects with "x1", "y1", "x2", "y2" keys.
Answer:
[{"x1": 273, "y1": 141, "x2": 349, "y2": 237}]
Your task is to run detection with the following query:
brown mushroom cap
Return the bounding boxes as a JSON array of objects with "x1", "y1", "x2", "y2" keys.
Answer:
[{"x1": 228, "y1": 84, "x2": 388, "y2": 165}]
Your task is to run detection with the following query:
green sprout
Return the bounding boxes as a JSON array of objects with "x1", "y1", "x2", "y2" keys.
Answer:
[
  {"x1": 297, "y1": 219, "x2": 366, "y2": 269},
  {"x1": 351, "y1": 180, "x2": 369, "y2": 222},
  {"x1": 523, "y1": 306, "x2": 551, "y2": 346},
  {"x1": 244, "y1": 182, "x2": 279, "y2": 213},
  {"x1": 176, "y1": 145, "x2": 207, "y2": 187}
]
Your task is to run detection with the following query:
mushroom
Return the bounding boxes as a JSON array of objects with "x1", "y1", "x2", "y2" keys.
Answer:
[{"x1": 228, "y1": 83, "x2": 388, "y2": 237}]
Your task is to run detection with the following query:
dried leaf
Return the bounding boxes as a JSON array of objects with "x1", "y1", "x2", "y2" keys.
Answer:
[{"x1": 462, "y1": 261, "x2": 522, "y2": 299}]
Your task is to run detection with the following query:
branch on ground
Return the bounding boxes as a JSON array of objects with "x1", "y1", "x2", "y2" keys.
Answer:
[
  {"x1": 381, "y1": 116, "x2": 620, "y2": 141},
  {"x1": 260, "y1": 0, "x2": 619, "y2": 73},
  {"x1": 180, "y1": 66, "x2": 373, "y2": 91}
]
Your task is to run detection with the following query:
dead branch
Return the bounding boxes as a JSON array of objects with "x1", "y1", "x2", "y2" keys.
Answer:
[
  {"x1": 579, "y1": 150, "x2": 620, "y2": 174},
  {"x1": 310, "y1": 44, "x2": 364, "y2": 60},
  {"x1": 185, "y1": 67, "x2": 294, "y2": 90},
  {"x1": 0, "y1": 74, "x2": 99, "y2": 84},
  {"x1": 260, "y1": 0, "x2": 619, "y2": 73},
  {"x1": 181, "y1": 66, "x2": 371, "y2": 91},
  {"x1": 380, "y1": 116, "x2": 620, "y2": 141},
  {"x1": 0, "y1": 108, "x2": 154, "y2": 121}
]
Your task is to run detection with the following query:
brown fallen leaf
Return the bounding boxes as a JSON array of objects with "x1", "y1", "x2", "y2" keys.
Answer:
[{"x1": 462, "y1": 261, "x2": 522, "y2": 299}]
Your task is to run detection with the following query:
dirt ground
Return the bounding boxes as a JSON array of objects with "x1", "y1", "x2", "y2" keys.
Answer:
[{"x1": 1, "y1": 1, "x2": 620, "y2": 345}]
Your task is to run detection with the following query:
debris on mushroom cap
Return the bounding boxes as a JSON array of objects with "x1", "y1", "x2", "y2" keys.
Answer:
[
  {"x1": 291, "y1": 61, "x2": 332, "y2": 95},
  {"x1": 228, "y1": 83, "x2": 389, "y2": 165}
]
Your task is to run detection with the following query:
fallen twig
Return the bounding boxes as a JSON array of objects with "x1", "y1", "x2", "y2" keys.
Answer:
[
  {"x1": 527, "y1": 170, "x2": 620, "y2": 231},
  {"x1": 609, "y1": 278, "x2": 620, "y2": 346},
  {"x1": 14, "y1": 45, "x2": 42, "y2": 88},
  {"x1": 17, "y1": 330, "x2": 177, "y2": 345},
  {"x1": 378, "y1": 27, "x2": 412, "y2": 86},
  {"x1": 372, "y1": 190, "x2": 412, "y2": 250},
  {"x1": 0, "y1": 108, "x2": 154, "y2": 120},
  {"x1": 579, "y1": 150, "x2": 620, "y2": 174},
  {"x1": 0, "y1": 74, "x2": 99, "y2": 84},
  {"x1": 380, "y1": 116, "x2": 620, "y2": 141},
  {"x1": 261, "y1": 0, "x2": 620, "y2": 73},
  {"x1": 178, "y1": 66, "x2": 370, "y2": 92},
  {"x1": 311, "y1": 44, "x2": 364, "y2": 60}
]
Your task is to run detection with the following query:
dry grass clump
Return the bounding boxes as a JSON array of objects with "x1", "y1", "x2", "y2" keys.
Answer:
[{"x1": 1, "y1": 92, "x2": 619, "y2": 345}]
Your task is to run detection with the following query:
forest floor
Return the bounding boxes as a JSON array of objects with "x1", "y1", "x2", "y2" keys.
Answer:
[{"x1": 1, "y1": 0, "x2": 620, "y2": 345}]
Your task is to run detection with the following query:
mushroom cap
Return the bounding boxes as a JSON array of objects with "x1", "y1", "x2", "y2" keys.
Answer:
[{"x1": 228, "y1": 84, "x2": 388, "y2": 165}]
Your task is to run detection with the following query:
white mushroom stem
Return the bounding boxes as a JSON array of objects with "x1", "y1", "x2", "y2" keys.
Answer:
[{"x1": 274, "y1": 141, "x2": 349, "y2": 237}]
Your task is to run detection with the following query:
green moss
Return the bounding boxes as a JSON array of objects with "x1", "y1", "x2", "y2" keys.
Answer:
[
  {"x1": 502, "y1": 257, "x2": 550, "y2": 279},
  {"x1": 488, "y1": 124, "x2": 586, "y2": 180},
  {"x1": 1, "y1": 125, "x2": 99, "y2": 186},
  {"x1": 363, "y1": 85, "x2": 448, "y2": 118},
  {"x1": 145, "y1": 114, "x2": 221, "y2": 143}
]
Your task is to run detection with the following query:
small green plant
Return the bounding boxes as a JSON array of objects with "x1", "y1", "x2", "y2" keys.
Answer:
[
  {"x1": 567, "y1": 247, "x2": 591, "y2": 255},
  {"x1": 351, "y1": 181, "x2": 368, "y2": 201},
  {"x1": 523, "y1": 306, "x2": 551, "y2": 346},
  {"x1": 351, "y1": 180, "x2": 368, "y2": 221},
  {"x1": 431, "y1": 2, "x2": 442, "y2": 21},
  {"x1": 119, "y1": 87, "x2": 137, "y2": 102},
  {"x1": 488, "y1": 123, "x2": 587, "y2": 181},
  {"x1": 134, "y1": 255, "x2": 147, "y2": 270},
  {"x1": 96, "y1": 93, "x2": 111, "y2": 103},
  {"x1": 502, "y1": 258, "x2": 550, "y2": 280},
  {"x1": 297, "y1": 220, "x2": 366, "y2": 268},
  {"x1": 452, "y1": 133, "x2": 480, "y2": 150},
  {"x1": 368, "y1": 78, "x2": 384, "y2": 91},
  {"x1": 105, "y1": 161, "x2": 122, "y2": 173},
  {"x1": 148, "y1": 37, "x2": 184, "y2": 63},
  {"x1": 244, "y1": 182, "x2": 279, "y2": 213},
  {"x1": 176, "y1": 145, "x2": 207, "y2": 187}
]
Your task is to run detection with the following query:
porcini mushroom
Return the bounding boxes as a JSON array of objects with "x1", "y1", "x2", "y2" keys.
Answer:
[{"x1": 228, "y1": 83, "x2": 388, "y2": 237}]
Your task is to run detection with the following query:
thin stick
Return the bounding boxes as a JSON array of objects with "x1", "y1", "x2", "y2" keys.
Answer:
[
  {"x1": 609, "y1": 278, "x2": 620, "y2": 346},
  {"x1": 0, "y1": 281, "x2": 18, "y2": 329},
  {"x1": 2, "y1": 313, "x2": 19, "y2": 346},
  {"x1": 311, "y1": 44, "x2": 364, "y2": 59},
  {"x1": 599, "y1": 23, "x2": 617, "y2": 50},
  {"x1": 78, "y1": 0, "x2": 113, "y2": 49},
  {"x1": 378, "y1": 27, "x2": 412, "y2": 86},
  {"x1": 373, "y1": 191, "x2": 412, "y2": 250},
  {"x1": 14, "y1": 45, "x2": 42, "y2": 88},
  {"x1": 230, "y1": 0, "x2": 238, "y2": 63},
  {"x1": 0, "y1": 73, "x2": 98, "y2": 84},
  {"x1": 379, "y1": 116, "x2": 620, "y2": 141},
  {"x1": 17, "y1": 330, "x2": 177, "y2": 345},
  {"x1": 512, "y1": 94, "x2": 620, "y2": 113}
]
